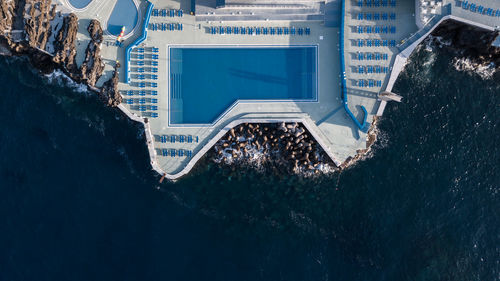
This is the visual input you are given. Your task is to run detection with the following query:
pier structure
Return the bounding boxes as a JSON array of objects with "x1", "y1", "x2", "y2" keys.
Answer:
[{"x1": 58, "y1": 0, "x2": 499, "y2": 180}]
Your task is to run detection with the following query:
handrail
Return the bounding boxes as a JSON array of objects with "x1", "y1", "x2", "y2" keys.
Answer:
[
  {"x1": 124, "y1": 0, "x2": 154, "y2": 83},
  {"x1": 339, "y1": 0, "x2": 368, "y2": 132}
]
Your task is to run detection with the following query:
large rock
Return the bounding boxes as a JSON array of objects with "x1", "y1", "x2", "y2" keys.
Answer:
[
  {"x1": 100, "y1": 62, "x2": 122, "y2": 107},
  {"x1": 52, "y1": 13, "x2": 78, "y2": 74},
  {"x1": 80, "y1": 19, "x2": 104, "y2": 86},
  {"x1": 24, "y1": 0, "x2": 56, "y2": 50}
]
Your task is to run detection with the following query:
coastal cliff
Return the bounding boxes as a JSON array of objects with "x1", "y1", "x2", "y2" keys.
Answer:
[{"x1": 0, "y1": 0, "x2": 120, "y2": 106}]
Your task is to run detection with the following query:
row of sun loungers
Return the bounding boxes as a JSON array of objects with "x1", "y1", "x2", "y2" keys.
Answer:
[
  {"x1": 123, "y1": 90, "x2": 158, "y2": 96},
  {"x1": 358, "y1": 0, "x2": 396, "y2": 7},
  {"x1": 150, "y1": 23, "x2": 183, "y2": 31},
  {"x1": 159, "y1": 135, "x2": 199, "y2": 143},
  {"x1": 358, "y1": 79, "x2": 383, "y2": 87},
  {"x1": 133, "y1": 60, "x2": 159, "y2": 66},
  {"x1": 356, "y1": 25, "x2": 396, "y2": 34},
  {"x1": 210, "y1": 26, "x2": 310, "y2": 36},
  {"x1": 152, "y1": 9, "x2": 183, "y2": 17},
  {"x1": 357, "y1": 65, "x2": 390, "y2": 74},
  {"x1": 130, "y1": 105, "x2": 158, "y2": 111},
  {"x1": 134, "y1": 74, "x2": 159, "y2": 80},
  {"x1": 460, "y1": 1, "x2": 500, "y2": 16},
  {"x1": 160, "y1": 149, "x2": 193, "y2": 158},
  {"x1": 125, "y1": 98, "x2": 158, "y2": 105},
  {"x1": 132, "y1": 47, "x2": 159, "y2": 53},
  {"x1": 357, "y1": 39, "x2": 396, "y2": 47},
  {"x1": 135, "y1": 82, "x2": 158, "y2": 88},
  {"x1": 357, "y1": 12, "x2": 396, "y2": 20},
  {"x1": 132, "y1": 67, "x2": 158, "y2": 73},
  {"x1": 356, "y1": 52, "x2": 389, "y2": 60}
]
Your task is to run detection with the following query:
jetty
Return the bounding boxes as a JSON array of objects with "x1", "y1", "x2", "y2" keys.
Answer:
[{"x1": 56, "y1": 0, "x2": 499, "y2": 180}]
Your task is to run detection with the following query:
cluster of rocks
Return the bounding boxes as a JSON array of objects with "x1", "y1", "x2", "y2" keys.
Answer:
[
  {"x1": 0, "y1": 0, "x2": 121, "y2": 106},
  {"x1": 213, "y1": 122, "x2": 337, "y2": 175},
  {"x1": 432, "y1": 19, "x2": 499, "y2": 78}
]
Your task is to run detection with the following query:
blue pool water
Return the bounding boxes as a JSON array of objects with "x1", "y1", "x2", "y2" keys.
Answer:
[
  {"x1": 107, "y1": 0, "x2": 138, "y2": 36},
  {"x1": 169, "y1": 47, "x2": 317, "y2": 124},
  {"x1": 68, "y1": 0, "x2": 92, "y2": 9}
]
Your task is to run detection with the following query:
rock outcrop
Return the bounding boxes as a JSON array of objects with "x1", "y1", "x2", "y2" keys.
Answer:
[
  {"x1": 432, "y1": 20, "x2": 499, "y2": 77},
  {"x1": 0, "y1": 0, "x2": 17, "y2": 34},
  {"x1": 0, "y1": 0, "x2": 121, "y2": 107},
  {"x1": 100, "y1": 62, "x2": 122, "y2": 106},
  {"x1": 24, "y1": 0, "x2": 56, "y2": 50},
  {"x1": 52, "y1": 13, "x2": 78, "y2": 75},
  {"x1": 80, "y1": 19, "x2": 104, "y2": 86}
]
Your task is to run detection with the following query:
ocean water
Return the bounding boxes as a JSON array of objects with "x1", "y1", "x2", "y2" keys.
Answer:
[{"x1": 0, "y1": 43, "x2": 498, "y2": 280}]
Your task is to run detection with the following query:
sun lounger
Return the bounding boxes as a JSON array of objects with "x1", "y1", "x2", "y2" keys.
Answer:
[
  {"x1": 241, "y1": 27, "x2": 246, "y2": 34},
  {"x1": 179, "y1": 135, "x2": 185, "y2": 143},
  {"x1": 291, "y1": 27, "x2": 296, "y2": 35},
  {"x1": 305, "y1": 27, "x2": 310, "y2": 35},
  {"x1": 151, "y1": 98, "x2": 158, "y2": 103},
  {"x1": 170, "y1": 149, "x2": 176, "y2": 157},
  {"x1": 298, "y1": 28, "x2": 304, "y2": 35},
  {"x1": 382, "y1": 13, "x2": 388, "y2": 20},
  {"x1": 357, "y1": 26, "x2": 363, "y2": 33},
  {"x1": 170, "y1": 135, "x2": 176, "y2": 143},
  {"x1": 151, "y1": 112, "x2": 158, "y2": 118},
  {"x1": 187, "y1": 135, "x2": 193, "y2": 143},
  {"x1": 263, "y1": 27, "x2": 268, "y2": 35},
  {"x1": 162, "y1": 149, "x2": 168, "y2": 156},
  {"x1": 270, "y1": 27, "x2": 275, "y2": 35},
  {"x1": 366, "y1": 13, "x2": 372, "y2": 20},
  {"x1": 358, "y1": 66, "x2": 364, "y2": 74},
  {"x1": 374, "y1": 13, "x2": 380, "y2": 20},
  {"x1": 358, "y1": 53, "x2": 364, "y2": 60},
  {"x1": 151, "y1": 90, "x2": 158, "y2": 95}
]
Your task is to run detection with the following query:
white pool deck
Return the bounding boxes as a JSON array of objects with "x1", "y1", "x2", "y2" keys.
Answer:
[{"x1": 56, "y1": 0, "x2": 499, "y2": 180}]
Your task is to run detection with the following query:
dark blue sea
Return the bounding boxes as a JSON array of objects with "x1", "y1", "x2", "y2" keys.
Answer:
[{"x1": 0, "y1": 44, "x2": 498, "y2": 280}]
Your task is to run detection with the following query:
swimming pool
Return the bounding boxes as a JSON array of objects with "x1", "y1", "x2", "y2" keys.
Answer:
[
  {"x1": 106, "y1": 0, "x2": 138, "y2": 36},
  {"x1": 169, "y1": 46, "x2": 318, "y2": 125},
  {"x1": 68, "y1": 0, "x2": 92, "y2": 9}
]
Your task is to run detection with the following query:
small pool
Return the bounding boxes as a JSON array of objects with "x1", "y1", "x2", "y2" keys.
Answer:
[
  {"x1": 68, "y1": 0, "x2": 92, "y2": 9},
  {"x1": 107, "y1": 0, "x2": 138, "y2": 36},
  {"x1": 169, "y1": 46, "x2": 318, "y2": 125}
]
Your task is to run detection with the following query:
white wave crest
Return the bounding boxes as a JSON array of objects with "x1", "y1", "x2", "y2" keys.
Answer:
[
  {"x1": 44, "y1": 70, "x2": 89, "y2": 93},
  {"x1": 452, "y1": 57, "x2": 496, "y2": 79}
]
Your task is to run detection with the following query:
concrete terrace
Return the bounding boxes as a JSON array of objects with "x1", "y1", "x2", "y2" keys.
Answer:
[{"x1": 56, "y1": 0, "x2": 500, "y2": 179}]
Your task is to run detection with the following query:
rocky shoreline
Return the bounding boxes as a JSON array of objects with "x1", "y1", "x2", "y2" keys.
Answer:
[
  {"x1": 430, "y1": 19, "x2": 499, "y2": 79},
  {"x1": 0, "y1": 1, "x2": 498, "y2": 176},
  {"x1": 0, "y1": 0, "x2": 121, "y2": 106},
  {"x1": 210, "y1": 119, "x2": 379, "y2": 176}
]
